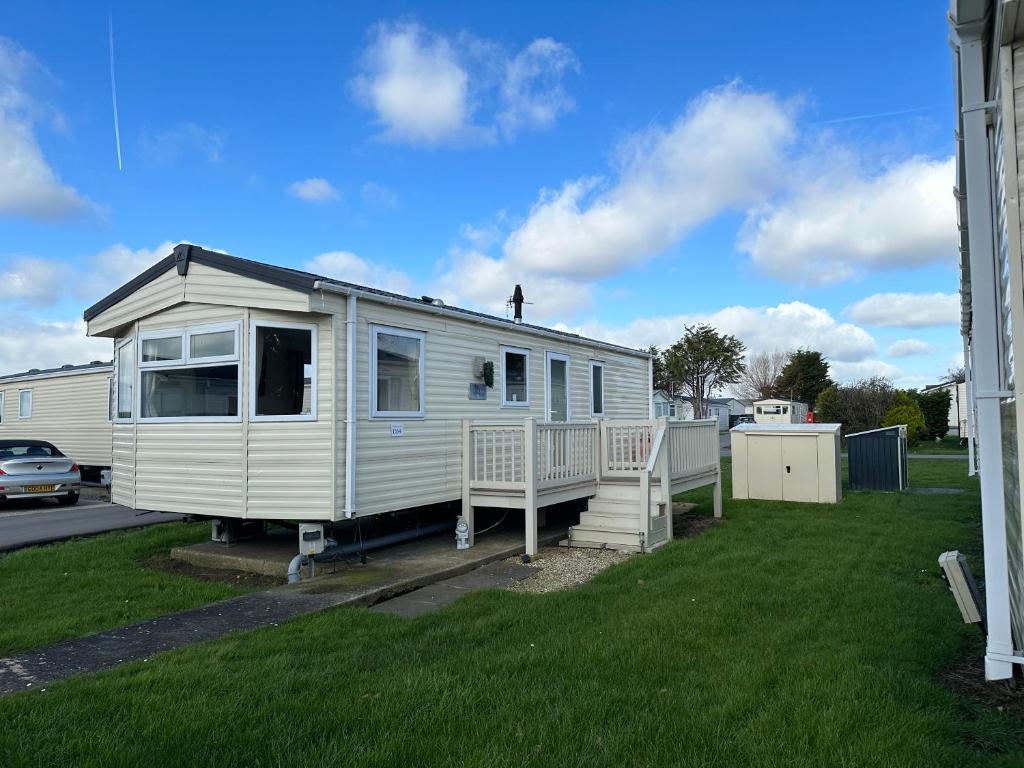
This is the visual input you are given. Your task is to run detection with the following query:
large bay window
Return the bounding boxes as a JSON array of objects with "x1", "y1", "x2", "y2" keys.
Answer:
[
  {"x1": 371, "y1": 325, "x2": 425, "y2": 418},
  {"x1": 501, "y1": 346, "x2": 530, "y2": 407},
  {"x1": 251, "y1": 321, "x2": 317, "y2": 421},
  {"x1": 137, "y1": 323, "x2": 241, "y2": 421}
]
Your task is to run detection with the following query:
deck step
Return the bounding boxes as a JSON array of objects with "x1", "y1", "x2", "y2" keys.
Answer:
[
  {"x1": 562, "y1": 528, "x2": 669, "y2": 552},
  {"x1": 586, "y1": 498, "x2": 665, "y2": 516},
  {"x1": 594, "y1": 483, "x2": 668, "y2": 503}
]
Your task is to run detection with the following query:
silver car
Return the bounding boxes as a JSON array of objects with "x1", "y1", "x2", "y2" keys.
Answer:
[{"x1": 0, "y1": 440, "x2": 81, "y2": 505}]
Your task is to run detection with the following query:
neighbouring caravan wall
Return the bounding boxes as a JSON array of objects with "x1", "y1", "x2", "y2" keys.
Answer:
[
  {"x1": 84, "y1": 245, "x2": 651, "y2": 522},
  {"x1": 753, "y1": 398, "x2": 809, "y2": 425},
  {"x1": 0, "y1": 362, "x2": 113, "y2": 468}
]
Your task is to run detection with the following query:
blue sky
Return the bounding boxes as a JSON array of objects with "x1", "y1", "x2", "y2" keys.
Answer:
[{"x1": 0, "y1": 1, "x2": 960, "y2": 389}]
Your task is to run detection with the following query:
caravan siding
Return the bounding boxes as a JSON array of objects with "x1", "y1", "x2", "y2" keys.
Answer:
[
  {"x1": 0, "y1": 369, "x2": 113, "y2": 466},
  {"x1": 351, "y1": 300, "x2": 649, "y2": 517}
]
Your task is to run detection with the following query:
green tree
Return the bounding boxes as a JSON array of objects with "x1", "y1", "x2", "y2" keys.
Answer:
[
  {"x1": 882, "y1": 399, "x2": 927, "y2": 445},
  {"x1": 664, "y1": 324, "x2": 746, "y2": 419},
  {"x1": 776, "y1": 349, "x2": 833, "y2": 406},
  {"x1": 815, "y1": 384, "x2": 842, "y2": 424},
  {"x1": 645, "y1": 345, "x2": 671, "y2": 392},
  {"x1": 918, "y1": 388, "x2": 953, "y2": 440}
]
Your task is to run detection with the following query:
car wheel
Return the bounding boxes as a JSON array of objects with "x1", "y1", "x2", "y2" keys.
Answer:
[{"x1": 59, "y1": 491, "x2": 80, "y2": 506}]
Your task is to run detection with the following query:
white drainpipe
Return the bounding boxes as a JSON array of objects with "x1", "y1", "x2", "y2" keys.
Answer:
[
  {"x1": 951, "y1": 10, "x2": 1016, "y2": 680},
  {"x1": 344, "y1": 294, "x2": 357, "y2": 518}
]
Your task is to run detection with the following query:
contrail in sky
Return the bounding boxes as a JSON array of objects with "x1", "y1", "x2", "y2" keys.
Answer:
[
  {"x1": 813, "y1": 105, "x2": 943, "y2": 125},
  {"x1": 108, "y1": 12, "x2": 123, "y2": 171}
]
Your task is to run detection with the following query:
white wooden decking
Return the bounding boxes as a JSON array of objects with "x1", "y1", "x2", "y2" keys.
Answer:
[{"x1": 462, "y1": 418, "x2": 722, "y2": 555}]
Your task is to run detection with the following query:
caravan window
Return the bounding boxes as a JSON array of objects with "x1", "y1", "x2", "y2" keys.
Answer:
[
  {"x1": 0, "y1": 391, "x2": 4, "y2": 424},
  {"x1": 137, "y1": 323, "x2": 241, "y2": 421},
  {"x1": 371, "y1": 325, "x2": 425, "y2": 418},
  {"x1": 501, "y1": 346, "x2": 530, "y2": 407},
  {"x1": 590, "y1": 360, "x2": 605, "y2": 417},
  {"x1": 19, "y1": 390, "x2": 32, "y2": 419},
  {"x1": 251, "y1": 322, "x2": 317, "y2": 421},
  {"x1": 116, "y1": 339, "x2": 134, "y2": 420}
]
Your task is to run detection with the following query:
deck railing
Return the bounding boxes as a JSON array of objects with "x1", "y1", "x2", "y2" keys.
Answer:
[{"x1": 462, "y1": 416, "x2": 721, "y2": 555}]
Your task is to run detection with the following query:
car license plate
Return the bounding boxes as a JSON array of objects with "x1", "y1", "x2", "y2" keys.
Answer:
[{"x1": 25, "y1": 484, "x2": 56, "y2": 493}]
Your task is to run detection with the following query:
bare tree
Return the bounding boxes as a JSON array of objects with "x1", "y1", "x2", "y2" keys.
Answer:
[
  {"x1": 734, "y1": 350, "x2": 790, "y2": 400},
  {"x1": 945, "y1": 365, "x2": 966, "y2": 384}
]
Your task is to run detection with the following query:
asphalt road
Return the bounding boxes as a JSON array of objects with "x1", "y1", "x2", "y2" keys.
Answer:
[{"x1": 0, "y1": 497, "x2": 183, "y2": 553}]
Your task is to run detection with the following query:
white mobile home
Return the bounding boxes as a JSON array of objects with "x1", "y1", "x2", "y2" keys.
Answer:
[
  {"x1": 84, "y1": 245, "x2": 722, "y2": 555},
  {"x1": 753, "y1": 398, "x2": 808, "y2": 425},
  {"x1": 652, "y1": 390, "x2": 694, "y2": 420},
  {"x1": 0, "y1": 362, "x2": 113, "y2": 471},
  {"x1": 920, "y1": 380, "x2": 970, "y2": 436}
]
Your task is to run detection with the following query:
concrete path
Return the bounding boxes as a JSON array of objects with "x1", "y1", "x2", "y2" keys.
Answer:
[
  {"x1": 370, "y1": 561, "x2": 536, "y2": 617},
  {"x1": 0, "y1": 503, "x2": 183, "y2": 553},
  {"x1": 0, "y1": 527, "x2": 559, "y2": 696}
]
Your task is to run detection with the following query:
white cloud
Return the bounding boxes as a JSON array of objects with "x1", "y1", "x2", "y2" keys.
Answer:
[
  {"x1": 503, "y1": 84, "x2": 796, "y2": 278},
  {"x1": 0, "y1": 256, "x2": 68, "y2": 306},
  {"x1": 740, "y1": 156, "x2": 956, "y2": 284},
  {"x1": 305, "y1": 251, "x2": 412, "y2": 295},
  {"x1": 886, "y1": 338, "x2": 932, "y2": 358},
  {"x1": 287, "y1": 178, "x2": 339, "y2": 203},
  {"x1": 361, "y1": 181, "x2": 398, "y2": 209},
  {"x1": 351, "y1": 22, "x2": 577, "y2": 146},
  {"x1": 845, "y1": 292, "x2": 960, "y2": 327},
  {"x1": 0, "y1": 319, "x2": 112, "y2": 375},
  {"x1": 138, "y1": 122, "x2": 224, "y2": 166},
  {"x1": 498, "y1": 38, "x2": 579, "y2": 138},
  {"x1": 0, "y1": 38, "x2": 90, "y2": 221},
  {"x1": 434, "y1": 249, "x2": 592, "y2": 322},
  {"x1": 352, "y1": 22, "x2": 473, "y2": 145},
  {"x1": 560, "y1": 301, "x2": 877, "y2": 363}
]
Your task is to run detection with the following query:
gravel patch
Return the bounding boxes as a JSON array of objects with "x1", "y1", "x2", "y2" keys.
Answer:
[{"x1": 505, "y1": 547, "x2": 632, "y2": 594}]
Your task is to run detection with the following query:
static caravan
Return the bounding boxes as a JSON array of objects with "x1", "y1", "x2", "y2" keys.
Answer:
[
  {"x1": 920, "y1": 380, "x2": 969, "y2": 436},
  {"x1": 652, "y1": 390, "x2": 694, "y2": 420},
  {"x1": 84, "y1": 244, "x2": 723, "y2": 556},
  {"x1": 0, "y1": 362, "x2": 113, "y2": 474},
  {"x1": 753, "y1": 398, "x2": 808, "y2": 424}
]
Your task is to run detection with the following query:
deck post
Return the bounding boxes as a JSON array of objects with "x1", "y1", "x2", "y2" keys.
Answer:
[
  {"x1": 712, "y1": 467, "x2": 723, "y2": 519},
  {"x1": 661, "y1": 423, "x2": 673, "y2": 540},
  {"x1": 524, "y1": 417, "x2": 538, "y2": 556},
  {"x1": 461, "y1": 420, "x2": 474, "y2": 546}
]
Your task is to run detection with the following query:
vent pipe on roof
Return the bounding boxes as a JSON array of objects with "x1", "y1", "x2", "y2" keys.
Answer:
[{"x1": 511, "y1": 284, "x2": 525, "y2": 324}]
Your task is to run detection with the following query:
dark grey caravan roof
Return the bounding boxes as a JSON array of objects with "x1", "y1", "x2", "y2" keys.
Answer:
[
  {"x1": 0, "y1": 360, "x2": 112, "y2": 383},
  {"x1": 82, "y1": 243, "x2": 649, "y2": 358}
]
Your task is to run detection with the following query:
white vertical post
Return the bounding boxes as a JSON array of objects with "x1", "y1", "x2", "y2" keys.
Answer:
[
  {"x1": 659, "y1": 419, "x2": 672, "y2": 540},
  {"x1": 524, "y1": 417, "x2": 538, "y2": 557},
  {"x1": 713, "y1": 470, "x2": 723, "y2": 519},
  {"x1": 461, "y1": 420, "x2": 474, "y2": 546},
  {"x1": 952, "y1": 17, "x2": 1014, "y2": 680}
]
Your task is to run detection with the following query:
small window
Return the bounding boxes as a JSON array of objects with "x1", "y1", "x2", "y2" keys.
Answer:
[
  {"x1": 501, "y1": 346, "x2": 530, "y2": 407},
  {"x1": 190, "y1": 329, "x2": 236, "y2": 361},
  {"x1": 371, "y1": 325, "x2": 425, "y2": 418},
  {"x1": 107, "y1": 377, "x2": 114, "y2": 422},
  {"x1": 116, "y1": 339, "x2": 134, "y2": 420},
  {"x1": 782, "y1": 406, "x2": 789, "y2": 415},
  {"x1": 19, "y1": 390, "x2": 32, "y2": 419},
  {"x1": 590, "y1": 360, "x2": 605, "y2": 417},
  {"x1": 141, "y1": 365, "x2": 239, "y2": 419},
  {"x1": 0, "y1": 391, "x2": 4, "y2": 425},
  {"x1": 141, "y1": 335, "x2": 182, "y2": 364},
  {"x1": 251, "y1": 322, "x2": 317, "y2": 421}
]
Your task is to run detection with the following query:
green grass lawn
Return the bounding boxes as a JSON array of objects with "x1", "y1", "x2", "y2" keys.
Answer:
[
  {"x1": 908, "y1": 435, "x2": 969, "y2": 455},
  {"x1": 0, "y1": 460, "x2": 1019, "y2": 767},
  {"x1": 0, "y1": 522, "x2": 252, "y2": 656}
]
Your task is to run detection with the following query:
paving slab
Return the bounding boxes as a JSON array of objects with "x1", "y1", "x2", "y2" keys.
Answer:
[
  {"x1": 370, "y1": 560, "x2": 537, "y2": 617},
  {"x1": 0, "y1": 526, "x2": 564, "y2": 696}
]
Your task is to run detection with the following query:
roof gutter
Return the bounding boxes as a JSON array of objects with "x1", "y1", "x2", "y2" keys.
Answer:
[{"x1": 311, "y1": 280, "x2": 650, "y2": 361}]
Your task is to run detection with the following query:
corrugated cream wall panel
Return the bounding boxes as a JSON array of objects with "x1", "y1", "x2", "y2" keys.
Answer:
[
  {"x1": 134, "y1": 424, "x2": 245, "y2": 515},
  {"x1": 111, "y1": 423, "x2": 134, "y2": 507},
  {"x1": 246, "y1": 308, "x2": 335, "y2": 521},
  {"x1": 184, "y1": 262, "x2": 310, "y2": 312},
  {"x1": 88, "y1": 268, "x2": 185, "y2": 336},
  {"x1": 351, "y1": 300, "x2": 648, "y2": 517},
  {"x1": 0, "y1": 370, "x2": 113, "y2": 465},
  {"x1": 137, "y1": 303, "x2": 243, "y2": 330}
]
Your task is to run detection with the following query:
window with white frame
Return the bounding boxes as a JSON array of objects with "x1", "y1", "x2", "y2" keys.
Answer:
[
  {"x1": 116, "y1": 339, "x2": 134, "y2": 421},
  {"x1": 590, "y1": 360, "x2": 605, "y2": 417},
  {"x1": 107, "y1": 377, "x2": 114, "y2": 422},
  {"x1": 0, "y1": 391, "x2": 4, "y2": 425},
  {"x1": 371, "y1": 325, "x2": 424, "y2": 418},
  {"x1": 251, "y1": 321, "x2": 317, "y2": 421},
  {"x1": 138, "y1": 323, "x2": 241, "y2": 420},
  {"x1": 501, "y1": 346, "x2": 530, "y2": 407},
  {"x1": 19, "y1": 389, "x2": 32, "y2": 419}
]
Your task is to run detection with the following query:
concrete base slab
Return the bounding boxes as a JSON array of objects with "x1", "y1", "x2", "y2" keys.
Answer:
[
  {"x1": 370, "y1": 561, "x2": 537, "y2": 617},
  {"x1": 170, "y1": 529, "x2": 296, "y2": 577}
]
